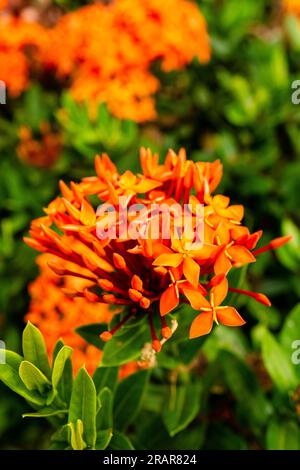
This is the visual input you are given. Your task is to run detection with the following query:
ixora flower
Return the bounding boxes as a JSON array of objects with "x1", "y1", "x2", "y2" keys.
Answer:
[
  {"x1": 26, "y1": 253, "x2": 138, "y2": 378},
  {"x1": 0, "y1": 0, "x2": 210, "y2": 122},
  {"x1": 40, "y1": 0, "x2": 210, "y2": 122},
  {"x1": 17, "y1": 122, "x2": 62, "y2": 168},
  {"x1": 25, "y1": 148, "x2": 291, "y2": 353},
  {"x1": 25, "y1": 254, "x2": 112, "y2": 375},
  {"x1": 284, "y1": 0, "x2": 300, "y2": 17}
]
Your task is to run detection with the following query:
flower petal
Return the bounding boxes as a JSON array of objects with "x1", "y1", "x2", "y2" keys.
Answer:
[
  {"x1": 228, "y1": 245, "x2": 256, "y2": 265},
  {"x1": 216, "y1": 307, "x2": 246, "y2": 327},
  {"x1": 182, "y1": 286, "x2": 211, "y2": 310},
  {"x1": 160, "y1": 284, "x2": 179, "y2": 316},
  {"x1": 134, "y1": 178, "x2": 161, "y2": 193},
  {"x1": 211, "y1": 276, "x2": 228, "y2": 306},
  {"x1": 153, "y1": 253, "x2": 183, "y2": 267},
  {"x1": 183, "y1": 256, "x2": 200, "y2": 287},
  {"x1": 189, "y1": 312, "x2": 213, "y2": 338},
  {"x1": 214, "y1": 250, "x2": 232, "y2": 275},
  {"x1": 80, "y1": 198, "x2": 96, "y2": 226}
]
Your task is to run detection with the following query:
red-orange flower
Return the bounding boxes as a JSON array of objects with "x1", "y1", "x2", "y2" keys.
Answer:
[
  {"x1": 189, "y1": 276, "x2": 245, "y2": 338},
  {"x1": 17, "y1": 122, "x2": 62, "y2": 168},
  {"x1": 283, "y1": 0, "x2": 300, "y2": 18},
  {"x1": 0, "y1": 15, "x2": 47, "y2": 96},
  {"x1": 40, "y1": 0, "x2": 210, "y2": 122},
  {"x1": 25, "y1": 148, "x2": 291, "y2": 351},
  {"x1": 25, "y1": 254, "x2": 112, "y2": 375},
  {"x1": 0, "y1": 1, "x2": 210, "y2": 122}
]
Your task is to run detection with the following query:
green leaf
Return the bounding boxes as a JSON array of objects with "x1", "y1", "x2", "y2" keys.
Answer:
[
  {"x1": 56, "y1": 356, "x2": 73, "y2": 405},
  {"x1": 52, "y1": 339, "x2": 65, "y2": 363},
  {"x1": 266, "y1": 419, "x2": 300, "y2": 450},
  {"x1": 75, "y1": 323, "x2": 108, "y2": 350},
  {"x1": 101, "y1": 317, "x2": 148, "y2": 367},
  {"x1": 50, "y1": 424, "x2": 69, "y2": 447},
  {"x1": 95, "y1": 429, "x2": 113, "y2": 450},
  {"x1": 221, "y1": 351, "x2": 272, "y2": 427},
  {"x1": 109, "y1": 431, "x2": 134, "y2": 450},
  {"x1": 262, "y1": 328, "x2": 298, "y2": 392},
  {"x1": 114, "y1": 370, "x2": 149, "y2": 431},
  {"x1": 97, "y1": 387, "x2": 113, "y2": 429},
  {"x1": 0, "y1": 361, "x2": 45, "y2": 406},
  {"x1": 22, "y1": 322, "x2": 51, "y2": 379},
  {"x1": 280, "y1": 304, "x2": 300, "y2": 354},
  {"x1": 162, "y1": 382, "x2": 202, "y2": 437},
  {"x1": 93, "y1": 366, "x2": 119, "y2": 394},
  {"x1": 23, "y1": 408, "x2": 68, "y2": 418},
  {"x1": 52, "y1": 346, "x2": 73, "y2": 391},
  {"x1": 69, "y1": 367, "x2": 97, "y2": 448},
  {"x1": 68, "y1": 420, "x2": 86, "y2": 451},
  {"x1": 19, "y1": 361, "x2": 50, "y2": 394},
  {"x1": 1, "y1": 350, "x2": 23, "y2": 370}
]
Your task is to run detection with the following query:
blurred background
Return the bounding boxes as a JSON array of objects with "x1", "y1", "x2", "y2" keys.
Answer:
[{"x1": 0, "y1": 0, "x2": 300, "y2": 449}]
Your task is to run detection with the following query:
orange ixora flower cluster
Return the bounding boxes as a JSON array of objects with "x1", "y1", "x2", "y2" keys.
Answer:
[
  {"x1": 0, "y1": 13, "x2": 46, "y2": 96},
  {"x1": 25, "y1": 148, "x2": 290, "y2": 353},
  {"x1": 0, "y1": 0, "x2": 210, "y2": 121},
  {"x1": 25, "y1": 254, "x2": 112, "y2": 375},
  {"x1": 41, "y1": 0, "x2": 210, "y2": 121},
  {"x1": 283, "y1": 0, "x2": 300, "y2": 17}
]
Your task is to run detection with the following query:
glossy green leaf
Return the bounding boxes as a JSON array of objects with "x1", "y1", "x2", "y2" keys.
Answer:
[
  {"x1": 22, "y1": 322, "x2": 51, "y2": 379},
  {"x1": 52, "y1": 339, "x2": 65, "y2": 363},
  {"x1": 262, "y1": 328, "x2": 298, "y2": 392},
  {"x1": 0, "y1": 361, "x2": 44, "y2": 406},
  {"x1": 93, "y1": 366, "x2": 119, "y2": 394},
  {"x1": 69, "y1": 367, "x2": 97, "y2": 448},
  {"x1": 19, "y1": 361, "x2": 50, "y2": 394},
  {"x1": 97, "y1": 387, "x2": 113, "y2": 429},
  {"x1": 52, "y1": 346, "x2": 73, "y2": 391},
  {"x1": 280, "y1": 304, "x2": 300, "y2": 354},
  {"x1": 163, "y1": 382, "x2": 202, "y2": 437},
  {"x1": 75, "y1": 323, "x2": 108, "y2": 350},
  {"x1": 101, "y1": 318, "x2": 148, "y2": 367},
  {"x1": 266, "y1": 419, "x2": 300, "y2": 450},
  {"x1": 95, "y1": 429, "x2": 113, "y2": 450},
  {"x1": 221, "y1": 350, "x2": 272, "y2": 426}
]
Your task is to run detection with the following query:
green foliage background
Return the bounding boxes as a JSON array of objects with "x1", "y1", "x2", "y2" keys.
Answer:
[{"x1": 0, "y1": 0, "x2": 300, "y2": 450}]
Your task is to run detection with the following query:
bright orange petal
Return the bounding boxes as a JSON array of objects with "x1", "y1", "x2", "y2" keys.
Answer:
[
  {"x1": 214, "y1": 250, "x2": 232, "y2": 275},
  {"x1": 227, "y1": 205, "x2": 244, "y2": 221},
  {"x1": 189, "y1": 312, "x2": 213, "y2": 338},
  {"x1": 182, "y1": 287, "x2": 211, "y2": 310},
  {"x1": 134, "y1": 178, "x2": 161, "y2": 193},
  {"x1": 216, "y1": 307, "x2": 246, "y2": 327},
  {"x1": 160, "y1": 284, "x2": 179, "y2": 316},
  {"x1": 153, "y1": 253, "x2": 183, "y2": 267},
  {"x1": 80, "y1": 198, "x2": 96, "y2": 226},
  {"x1": 183, "y1": 256, "x2": 200, "y2": 287},
  {"x1": 213, "y1": 195, "x2": 230, "y2": 209},
  {"x1": 228, "y1": 245, "x2": 256, "y2": 265},
  {"x1": 211, "y1": 276, "x2": 228, "y2": 307}
]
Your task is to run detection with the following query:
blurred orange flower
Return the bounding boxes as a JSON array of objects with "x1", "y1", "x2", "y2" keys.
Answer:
[
  {"x1": 41, "y1": 0, "x2": 210, "y2": 121},
  {"x1": 17, "y1": 122, "x2": 62, "y2": 168},
  {"x1": 0, "y1": 0, "x2": 210, "y2": 121},
  {"x1": 25, "y1": 148, "x2": 291, "y2": 352},
  {"x1": 0, "y1": 15, "x2": 47, "y2": 96},
  {"x1": 284, "y1": 0, "x2": 300, "y2": 17}
]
